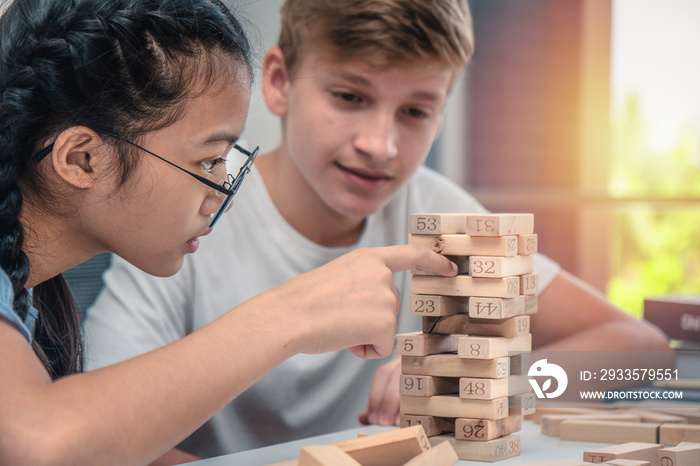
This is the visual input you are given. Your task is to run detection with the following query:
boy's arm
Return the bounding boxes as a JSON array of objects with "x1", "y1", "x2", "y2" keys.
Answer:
[{"x1": 531, "y1": 269, "x2": 670, "y2": 351}]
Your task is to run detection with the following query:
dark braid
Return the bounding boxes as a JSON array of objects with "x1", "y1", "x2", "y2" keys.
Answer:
[{"x1": 0, "y1": 0, "x2": 252, "y2": 379}]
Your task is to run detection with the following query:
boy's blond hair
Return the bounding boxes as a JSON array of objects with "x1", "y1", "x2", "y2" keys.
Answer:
[{"x1": 278, "y1": 0, "x2": 473, "y2": 75}]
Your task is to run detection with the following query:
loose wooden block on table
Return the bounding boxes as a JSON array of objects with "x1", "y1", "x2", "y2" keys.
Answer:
[
  {"x1": 454, "y1": 414, "x2": 522, "y2": 441},
  {"x1": 411, "y1": 274, "x2": 520, "y2": 298},
  {"x1": 408, "y1": 234, "x2": 518, "y2": 257},
  {"x1": 459, "y1": 375, "x2": 531, "y2": 400},
  {"x1": 466, "y1": 213, "x2": 534, "y2": 236},
  {"x1": 402, "y1": 440, "x2": 459, "y2": 466},
  {"x1": 333, "y1": 425, "x2": 430, "y2": 466},
  {"x1": 423, "y1": 315, "x2": 531, "y2": 338},
  {"x1": 526, "y1": 406, "x2": 614, "y2": 423},
  {"x1": 394, "y1": 332, "x2": 458, "y2": 356},
  {"x1": 582, "y1": 442, "x2": 662, "y2": 463},
  {"x1": 621, "y1": 409, "x2": 686, "y2": 425},
  {"x1": 540, "y1": 413, "x2": 643, "y2": 437},
  {"x1": 469, "y1": 295, "x2": 538, "y2": 319},
  {"x1": 410, "y1": 213, "x2": 468, "y2": 235},
  {"x1": 457, "y1": 334, "x2": 531, "y2": 359},
  {"x1": 561, "y1": 419, "x2": 659, "y2": 443},
  {"x1": 298, "y1": 445, "x2": 361, "y2": 466},
  {"x1": 429, "y1": 433, "x2": 520, "y2": 462},
  {"x1": 402, "y1": 354, "x2": 510, "y2": 378},
  {"x1": 657, "y1": 442, "x2": 700, "y2": 465},
  {"x1": 409, "y1": 294, "x2": 469, "y2": 316},
  {"x1": 468, "y1": 255, "x2": 534, "y2": 278},
  {"x1": 509, "y1": 392, "x2": 536, "y2": 415},
  {"x1": 515, "y1": 461, "x2": 592, "y2": 466},
  {"x1": 401, "y1": 394, "x2": 509, "y2": 420},
  {"x1": 401, "y1": 415, "x2": 455, "y2": 437},
  {"x1": 601, "y1": 460, "x2": 650, "y2": 466},
  {"x1": 400, "y1": 375, "x2": 459, "y2": 397},
  {"x1": 659, "y1": 424, "x2": 700, "y2": 446}
]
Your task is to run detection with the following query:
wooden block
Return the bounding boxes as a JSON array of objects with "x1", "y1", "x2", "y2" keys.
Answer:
[
  {"x1": 400, "y1": 375, "x2": 459, "y2": 397},
  {"x1": 602, "y1": 461, "x2": 650, "y2": 466},
  {"x1": 403, "y1": 440, "x2": 459, "y2": 466},
  {"x1": 541, "y1": 413, "x2": 643, "y2": 437},
  {"x1": 657, "y1": 442, "x2": 700, "y2": 465},
  {"x1": 409, "y1": 294, "x2": 468, "y2": 316},
  {"x1": 411, "y1": 275, "x2": 520, "y2": 298},
  {"x1": 402, "y1": 354, "x2": 510, "y2": 378},
  {"x1": 468, "y1": 295, "x2": 538, "y2": 319},
  {"x1": 408, "y1": 234, "x2": 518, "y2": 257},
  {"x1": 394, "y1": 332, "x2": 458, "y2": 356},
  {"x1": 511, "y1": 462, "x2": 591, "y2": 466},
  {"x1": 509, "y1": 393, "x2": 537, "y2": 416},
  {"x1": 526, "y1": 406, "x2": 615, "y2": 423},
  {"x1": 455, "y1": 414, "x2": 522, "y2": 441},
  {"x1": 423, "y1": 315, "x2": 530, "y2": 338},
  {"x1": 468, "y1": 255, "x2": 534, "y2": 278},
  {"x1": 518, "y1": 233, "x2": 539, "y2": 255},
  {"x1": 333, "y1": 425, "x2": 430, "y2": 466},
  {"x1": 659, "y1": 424, "x2": 700, "y2": 446},
  {"x1": 460, "y1": 376, "x2": 531, "y2": 400},
  {"x1": 457, "y1": 334, "x2": 531, "y2": 359},
  {"x1": 410, "y1": 213, "x2": 467, "y2": 235},
  {"x1": 520, "y1": 273, "x2": 539, "y2": 295},
  {"x1": 429, "y1": 433, "x2": 520, "y2": 461},
  {"x1": 465, "y1": 213, "x2": 534, "y2": 236},
  {"x1": 583, "y1": 442, "x2": 662, "y2": 463},
  {"x1": 619, "y1": 409, "x2": 686, "y2": 425},
  {"x1": 298, "y1": 445, "x2": 362, "y2": 466},
  {"x1": 510, "y1": 353, "x2": 532, "y2": 376},
  {"x1": 561, "y1": 419, "x2": 660, "y2": 443},
  {"x1": 401, "y1": 395, "x2": 509, "y2": 420},
  {"x1": 400, "y1": 415, "x2": 455, "y2": 437}
]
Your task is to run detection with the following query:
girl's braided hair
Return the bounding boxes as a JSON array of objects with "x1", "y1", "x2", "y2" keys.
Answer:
[{"x1": 0, "y1": 0, "x2": 252, "y2": 379}]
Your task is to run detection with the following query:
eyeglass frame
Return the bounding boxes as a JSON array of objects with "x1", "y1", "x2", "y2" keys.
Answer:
[{"x1": 32, "y1": 129, "x2": 259, "y2": 227}]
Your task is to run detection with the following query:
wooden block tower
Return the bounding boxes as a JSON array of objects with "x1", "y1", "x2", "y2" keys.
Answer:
[{"x1": 396, "y1": 213, "x2": 539, "y2": 462}]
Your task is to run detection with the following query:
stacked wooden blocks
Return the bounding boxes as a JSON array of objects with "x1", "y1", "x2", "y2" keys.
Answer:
[{"x1": 396, "y1": 213, "x2": 539, "y2": 462}]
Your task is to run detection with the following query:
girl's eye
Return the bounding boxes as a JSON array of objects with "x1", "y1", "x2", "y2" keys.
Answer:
[{"x1": 201, "y1": 157, "x2": 226, "y2": 174}]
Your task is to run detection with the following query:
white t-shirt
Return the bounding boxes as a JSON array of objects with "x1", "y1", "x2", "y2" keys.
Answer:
[{"x1": 83, "y1": 165, "x2": 560, "y2": 457}]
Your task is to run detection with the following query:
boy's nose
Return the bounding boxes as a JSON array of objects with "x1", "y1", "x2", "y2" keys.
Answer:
[{"x1": 354, "y1": 113, "x2": 399, "y2": 162}]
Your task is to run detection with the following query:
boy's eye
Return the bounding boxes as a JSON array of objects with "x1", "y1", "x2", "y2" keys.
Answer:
[
  {"x1": 403, "y1": 107, "x2": 429, "y2": 120},
  {"x1": 201, "y1": 157, "x2": 227, "y2": 174},
  {"x1": 333, "y1": 91, "x2": 364, "y2": 104}
]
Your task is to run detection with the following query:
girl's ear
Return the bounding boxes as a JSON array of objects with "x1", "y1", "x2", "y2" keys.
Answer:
[
  {"x1": 262, "y1": 47, "x2": 290, "y2": 117},
  {"x1": 49, "y1": 127, "x2": 105, "y2": 189}
]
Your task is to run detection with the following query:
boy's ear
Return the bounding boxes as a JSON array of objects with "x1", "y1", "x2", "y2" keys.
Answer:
[
  {"x1": 49, "y1": 127, "x2": 104, "y2": 189},
  {"x1": 262, "y1": 47, "x2": 290, "y2": 117}
]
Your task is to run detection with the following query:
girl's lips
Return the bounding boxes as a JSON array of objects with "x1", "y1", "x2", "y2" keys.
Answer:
[{"x1": 337, "y1": 163, "x2": 393, "y2": 190}]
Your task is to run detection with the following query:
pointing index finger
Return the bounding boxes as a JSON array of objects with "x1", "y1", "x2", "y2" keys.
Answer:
[{"x1": 382, "y1": 244, "x2": 458, "y2": 277}]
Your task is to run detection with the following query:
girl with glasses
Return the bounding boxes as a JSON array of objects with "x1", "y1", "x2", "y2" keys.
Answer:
[{"x1": 0, "y1": 0, "x2": 456, "y2": 463}]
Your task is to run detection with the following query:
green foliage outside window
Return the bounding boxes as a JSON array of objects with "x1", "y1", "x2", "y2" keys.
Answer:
[{"x1": 607, "y1": 96, "x2": 700, "y2": 318}]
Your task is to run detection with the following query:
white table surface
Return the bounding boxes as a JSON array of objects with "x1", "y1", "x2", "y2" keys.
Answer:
[{"x1": 189, "y1": 420, "x2": 612, "y2": 466}]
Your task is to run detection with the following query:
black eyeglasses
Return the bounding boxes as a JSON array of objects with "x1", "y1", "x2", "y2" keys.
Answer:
[{"x1": 33, "y1": 130, "x2": 259, "y2": 227}]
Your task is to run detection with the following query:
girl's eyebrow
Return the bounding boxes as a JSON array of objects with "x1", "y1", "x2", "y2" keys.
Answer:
[{"x1": 199, "y1": 130, "x2": 240, "y2": 146}]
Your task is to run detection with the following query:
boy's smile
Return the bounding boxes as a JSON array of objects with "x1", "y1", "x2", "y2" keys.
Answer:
[{"x1": 260, "y1": 47, "x2": 456, "y2": 246}]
